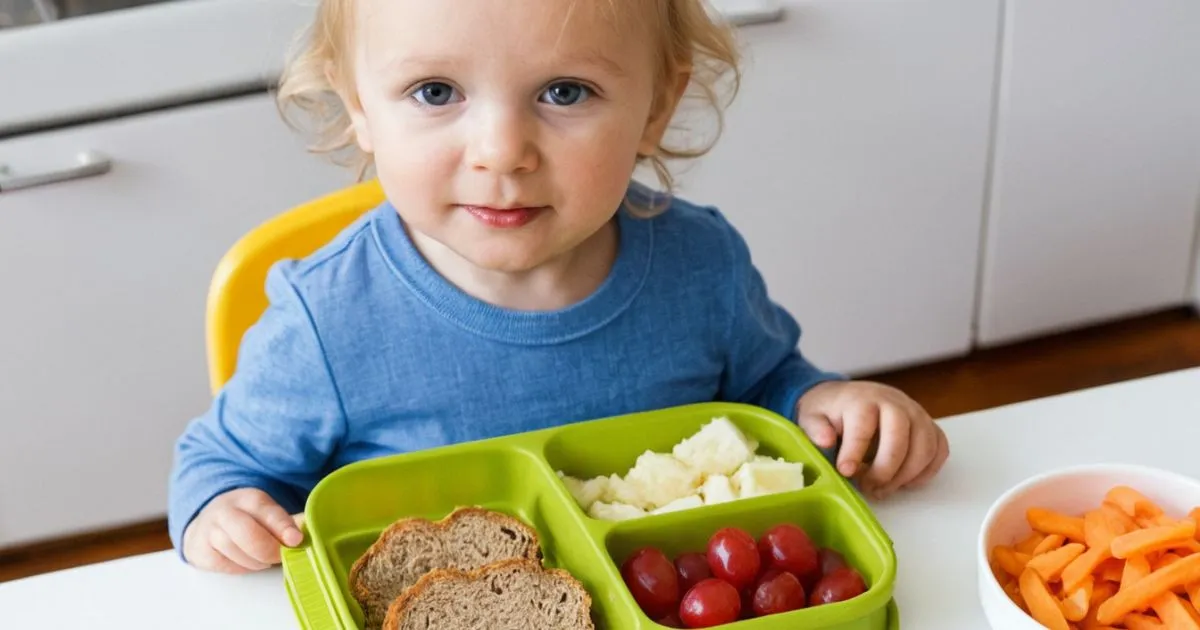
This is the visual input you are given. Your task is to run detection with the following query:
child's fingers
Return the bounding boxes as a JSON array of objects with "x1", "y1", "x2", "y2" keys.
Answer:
[
  {"x1": 209, "y1": 526, "x2": 271, "y2": 571},
  {"x1": 220, "y1": 507, "x2": 285, "y2": 566},
  {"x1": 860, "y1": 404, "x2": 911, "y2": 496},
  {"x1": 253, "y1": 502, "x2": 305, "y2": 549},
  {"x1": 237, "y1": 489, "x2": 304, "y2": 548},
  {"x1": 906, "y1": 425, "x2": 949, "y2": 489},
  {"x1": 189, "y1": 540, "x2": 252, "y2": 575},
  {"x1": 878, "y1": 419, "x2": 938, "y2": 497},
  {"x1": 835, "y1": 403, "x2": 879, "y2": 479},
  {"x1": 796, "y1": 413, "x2": 838, "y2": 450}
]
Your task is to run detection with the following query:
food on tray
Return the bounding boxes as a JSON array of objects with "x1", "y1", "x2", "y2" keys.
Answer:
[
  {"x1": 989, "y1": 484, "x2": 1200, "y2": 630},
  {"x1": 558, "y1": 417, "x2": 806, "y2": 521},
  {"x1": 381, "y1": 559, "x2": 593, "y2": 630},
  {"x1": 349, "y1": 507, "x2": 593, "y2": 630},
  {"x1": 620, "y1": 523, "x2": 869, "y2": 627}
]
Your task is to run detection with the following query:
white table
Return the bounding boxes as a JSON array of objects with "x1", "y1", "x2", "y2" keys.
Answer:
[{"x1": 3, "y1": 368, "x2": 1198, "y2": 628}]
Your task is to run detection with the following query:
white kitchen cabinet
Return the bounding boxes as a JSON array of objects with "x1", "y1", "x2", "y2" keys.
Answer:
[
  {"x1": 976, "y1": 0, "x2": 1200, "y2": 346},
  {"x1": 659, "y1": 0, "x2": 1001, "y2": 375},
  {"x1": 0, "y1": 93, "x2": 351, "y2": 548}
]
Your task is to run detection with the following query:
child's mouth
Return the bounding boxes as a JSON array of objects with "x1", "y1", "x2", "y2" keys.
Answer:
[{"x1": 459, "y1": 205, "x2": 546, "y2": 229}]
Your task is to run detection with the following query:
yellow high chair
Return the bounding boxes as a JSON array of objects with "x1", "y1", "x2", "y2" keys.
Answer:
[{"x1": 205, "y1": 179, "x2": 386, "y2": 394}]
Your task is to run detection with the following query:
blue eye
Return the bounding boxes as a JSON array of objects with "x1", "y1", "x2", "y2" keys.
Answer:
[
  {"x1": 541, "y1": 82, "x2": 591, "y2": 106},
  {"x1": 412, "y1": 82, "x2": 460, "y2": 106}
]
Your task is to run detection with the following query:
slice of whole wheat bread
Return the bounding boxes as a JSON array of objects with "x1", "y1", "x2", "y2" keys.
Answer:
[
  {"x1": 381, "y1": 558, "x2": 595, "y2": 630},
  {"x1": 348, "y1": 507, "x2": 543, "y2": 630}
]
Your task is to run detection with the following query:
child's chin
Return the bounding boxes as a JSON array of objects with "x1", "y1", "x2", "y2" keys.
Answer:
[{"x1": 461, "y1": 246, "x2": 550, "y2": 274}]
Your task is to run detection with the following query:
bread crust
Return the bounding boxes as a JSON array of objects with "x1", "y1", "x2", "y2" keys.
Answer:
[
  {"x1": 348, "y1": 506, "x2": 543, "y2": 626},
  {"x1": 380, "y1": 558, "x2": 595, "y2": 630}
]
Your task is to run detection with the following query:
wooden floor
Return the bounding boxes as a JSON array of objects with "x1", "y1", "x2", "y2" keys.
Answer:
[{"x1": 3, "y1": 307, "x2": 1200, "y2": 584}]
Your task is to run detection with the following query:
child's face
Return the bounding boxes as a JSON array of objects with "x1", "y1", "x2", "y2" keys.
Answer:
[{"x1": 343, "y1": 0, "x2": 683, "y2": 273}]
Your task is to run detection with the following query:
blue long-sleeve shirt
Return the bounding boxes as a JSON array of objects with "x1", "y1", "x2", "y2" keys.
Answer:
[{"x1": 167, "y1": 183, "x2": 843, "y2": 556}]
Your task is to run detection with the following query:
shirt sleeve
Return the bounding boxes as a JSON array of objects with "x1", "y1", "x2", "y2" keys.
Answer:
[
  {"x1": 167, "y1": 262, "x2": 347, "y2": 560},
  {"x1": 715, "y1": 210, "x2": 846, "y2": 420}
]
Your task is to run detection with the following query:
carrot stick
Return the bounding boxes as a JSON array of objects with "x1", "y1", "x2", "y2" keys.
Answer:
[
  {"x1": 1036, "y1": 533, "x2": 1068, "y2": 556},
  {"x1": 1062, "y1": 576, "x2": 1093, "y2": 622},
  {"x1": 1124, "y1": 555, "x2": 1152, "y2": 591},
  {"x1": 1029, "y1": 543, "x2": 1087, "y2": 582},
  {"x1": 1064, "y1": 545, "x2": 1115, "y2": 592},
  {"x1": 1101, "y1": 502, "x2": 1140, "y2": 534},
  {"x1": 1139, "y1": 514, "x2": 1180, "y2": 529},
  {"x1": 1149, "y1": 591, "x2": 1200, "y2": 630},
  {"x1": 994, "y1": 545, "x2": 1032, "y2": 578},
  {"x1": 1029, "y1": 508, "x2": 1088, "y2": 543},
  {"x1": 1097, "y1": 555, "x2": 1200, "y2": 625},
  {"x1": 1123, "y1": 613, "x2": 1167, "y2": 630},
  {"x1": 1105, "y1": 486, "x2": 1164, "y2": 519},
  {"x1": 1114, "y1": 522, "x2": 1199, "y2": 560},
  {"x1": 1021, "y1": 568, "x2": 1071, "y2": 630},
  {"x1": 1018, "y1": 531, "x2": 1049, "y2": 555},
  {"x1": 1181, "y1": 600, "x2": 1200, "y2": 627},
  {"x1": 1087, "y1": 509, "x2": 1119, "y2": 549},
  {"x1": 1185, "y1": 581, "x2": 1200, "y2": 608}
]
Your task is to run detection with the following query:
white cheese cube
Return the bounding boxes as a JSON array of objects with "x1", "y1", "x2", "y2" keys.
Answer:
[
  {"x1": 651, "y1": 494, "x2": 704, "y2": 515},
  {"x1": 733, "y1": 460, "x2": 806, "y2": 499},
  {"x1": 700, "y1": 474, "x2": 738, "y2": 505},
  {"x1": 557, "y1": 471, "x2": 608, "y2": 510},
  {"x1": 671, "y1": 417, "x2": 759, "y2": 477},
  {"x1": 588, "y1": 501, "x2": 647, "y2": 522},
  {"x1": 625, "y1": 451, "x2": 701, "y2": 510},
  {"x1": 602, "y1": 474, "x2": 651, "y2": 510}
]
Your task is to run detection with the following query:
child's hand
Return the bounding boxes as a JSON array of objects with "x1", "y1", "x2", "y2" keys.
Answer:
[
  {"x1": 795, "y1": 380, "x2": 948, "y2": 500},
  {"x1": 182, "y1": 488, "x2": 304, "y2": 573}
]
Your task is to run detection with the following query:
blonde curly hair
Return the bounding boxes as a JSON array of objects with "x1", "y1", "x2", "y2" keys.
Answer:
[{"x1": 275, "y1": 0, "x2": 742, "y2": 216}]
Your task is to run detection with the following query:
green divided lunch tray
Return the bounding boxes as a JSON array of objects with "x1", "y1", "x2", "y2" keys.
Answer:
[{"x1": 281, "y1": 402, "x2": 899, "y2": 629}]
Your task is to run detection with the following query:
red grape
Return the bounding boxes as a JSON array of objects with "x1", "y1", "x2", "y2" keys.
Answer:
[
  {"x1": 621, "y1": 547, "x2": 680, "y2": 618},
  {"x1": 707, "y1": 528, "x2": 761, "y2": 591},
  {"x1": 657, "y1": 612, "x2": 685, "y2": 628},
  {"x1": 751, "y1": 569, "x2": 807, "y2": 617},
  {"x1": 819, "y1": 548, "x2": 848, "y2": 576},
  {"x1": 758, "y1": 524, "x2": 819, "y2": 583},
  {"x1": 680, "y1": 578, "x2": 741, "y2": 627},
  {"x1": 674, "y1": 552, "x2": 713, "y2": 592},
  {"x1": 809, "y1": 567, "x2": 867, "y2": 606}
]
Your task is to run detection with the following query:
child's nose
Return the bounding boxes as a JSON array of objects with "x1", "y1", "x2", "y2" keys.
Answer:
[{"x1": 465, "y1": 109, "x2": 540, "y2": 175}]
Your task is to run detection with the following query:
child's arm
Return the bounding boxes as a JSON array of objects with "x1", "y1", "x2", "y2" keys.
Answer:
[
  {"x1": 168, "y1": 263, "x2": 347, "y2": 568},
  {"x1": 714, "y1": 212, "x2": 948, "y2": 498},
  {"x1": 713, "y1": 212, "x2": 844, "y2": 420}
]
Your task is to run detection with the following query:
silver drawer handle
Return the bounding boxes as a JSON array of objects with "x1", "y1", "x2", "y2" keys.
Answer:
[
  {"x1": 0, "y1": 150, "x2": 113, "y2": 193},
  {"x1": 719, "y1": 0, "x2": 785, "y2": 26}
]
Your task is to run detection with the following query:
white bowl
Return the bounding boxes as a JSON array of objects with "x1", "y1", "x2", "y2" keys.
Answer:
[{"x1": 977, "y1": 463, "x2": 1200, "y2": 630}]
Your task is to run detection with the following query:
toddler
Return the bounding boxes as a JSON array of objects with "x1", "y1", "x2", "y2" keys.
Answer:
[{"x1": 169, "y1": 0, "x2": 948, "y2": 573}]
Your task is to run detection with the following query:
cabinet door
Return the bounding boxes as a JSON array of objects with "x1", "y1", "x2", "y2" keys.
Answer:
[
  {"x1": 0, "y1": 94, "x2": 351, "y2": 547},
  {"x1": 977, "y1": 0, "x2": 1200, "y2": 346},
  {"x1": 661, "y1": 0, "x2": 1001, "y2": 375}
]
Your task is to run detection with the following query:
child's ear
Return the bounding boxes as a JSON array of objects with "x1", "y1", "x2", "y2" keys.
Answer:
[
  {"x1": 326, "y1": 60, "x2": 375, "y2": 154},
  {"x1": 638, "y1": 65, "x2": 692, "y2": 157}
]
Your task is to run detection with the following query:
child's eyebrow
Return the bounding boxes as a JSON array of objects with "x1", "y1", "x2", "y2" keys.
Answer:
[
  {"x1": 377, "y1": 52, "x2": 628, "y2": 79},
  {"x1": 557, "y1": 52, "x2": 629, "y2": 78}
]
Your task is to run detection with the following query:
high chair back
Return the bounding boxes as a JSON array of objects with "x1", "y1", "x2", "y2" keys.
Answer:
[{"x1": 205, "y1": 179, "x2": 386, "y2": 394}]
